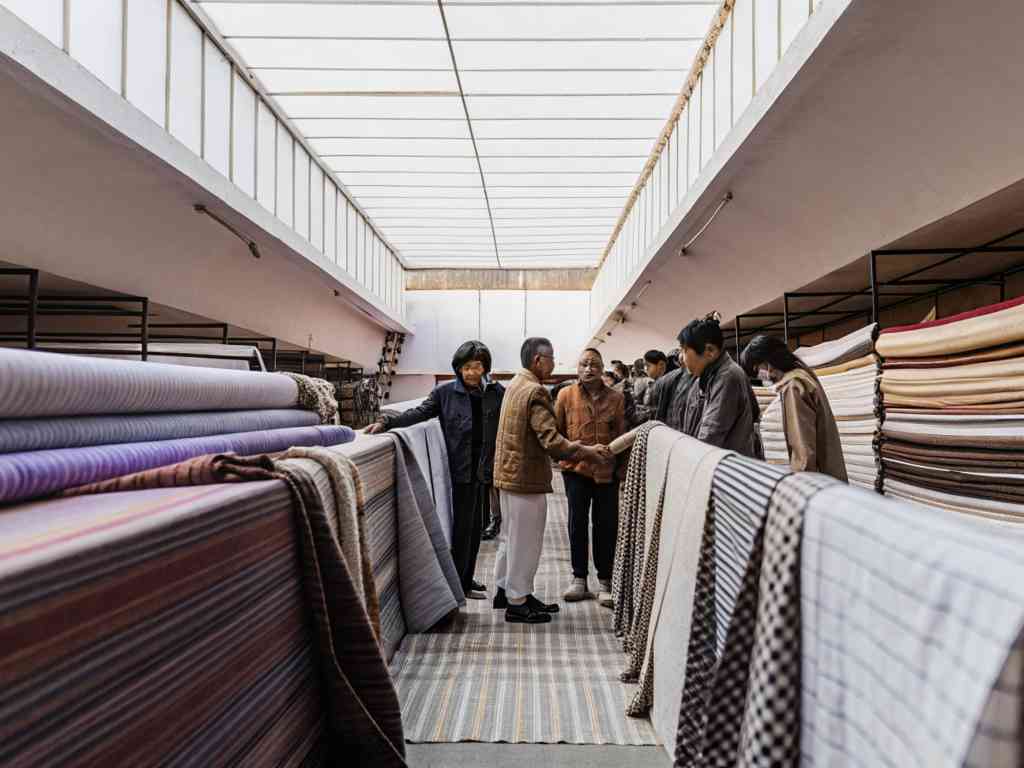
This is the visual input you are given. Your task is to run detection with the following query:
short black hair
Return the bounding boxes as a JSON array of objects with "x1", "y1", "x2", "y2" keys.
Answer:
[
  {"x1": 632, "y1": 358, "x2": 645, "y2": 376},
  {"x1": 665, "y1": 348, "x2": 681, "y2": 371},
  {"x1": 678, "y1": 316, "x2": 724, "y2": 354},
  {"x1": 644, "y1": 349, "x2": 668, "y2": 365},
  {"x1": 581, "y1": 347, "x2": 603, "y2": 359},
  {"x1": 612, "y1": 360, "x2": 630, "y2": 378},
  {"x1": 520, "y1": 336, "x2": 553, "y2": 368},
  {"x1": 740, "y1": 334, "x2": 809, "y2": 377},
  {"x1": 452, "y1": 340, "x2": 492, "y2": 375},
  {"x1": 603, "y1": 370, "x2": 621, "y2": 384}
]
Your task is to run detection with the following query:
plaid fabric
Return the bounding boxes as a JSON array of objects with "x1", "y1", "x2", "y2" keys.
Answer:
[{"x1": 801, "y1": 485, "x2": 1024, "y2": 767}]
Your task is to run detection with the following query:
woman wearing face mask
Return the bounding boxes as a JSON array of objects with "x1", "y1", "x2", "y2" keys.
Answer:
[
  {"x1": 366, "y1": 340, "x2": 505, "y2": 598},
  {"x1": 740, "y1": 334, "x2": 847, "y2": 480}
]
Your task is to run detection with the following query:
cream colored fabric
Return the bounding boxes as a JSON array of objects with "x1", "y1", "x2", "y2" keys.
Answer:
[
  {"x1": 640, "y1": 437, "x2": 731, "y2": 747},
  {"x1": 885, "y1": 479, "x2": 1024, "y2": 523},
  {"x1": 883, "y1": 357, "x2": 1024, "y2": 383},
  {"x1": 884, "y1": 391, "x2": 1024, "y2": 408},
  {"x1": 814, "y1": 353, "x2": 878, "y2": 377},
  {"x1": 876, "y1": 302, "x2": 1024, "y2": 358}
]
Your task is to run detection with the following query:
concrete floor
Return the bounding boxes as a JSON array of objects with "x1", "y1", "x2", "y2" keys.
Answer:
[{"x1": 406, "y1": 743, "x2": 671, "y2": 768}]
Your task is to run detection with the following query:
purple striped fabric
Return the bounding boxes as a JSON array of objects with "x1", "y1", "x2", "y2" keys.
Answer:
[{"x1": 0, "y1": 425, "x2": 354, "y2": 505}]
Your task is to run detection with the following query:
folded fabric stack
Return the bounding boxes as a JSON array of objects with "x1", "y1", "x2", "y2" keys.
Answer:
[
  {"x1": 877, "y1": 296, "x2": 1024, "y2": 519},
  {"x1": 793, "y1": 324, "x2": 881, "y2": 489},
  {"x1": 755, "y1": 390, "x2": 788, "y2": 467},
  {"x1": 0, "y1": 347, "x2": 352, "y2": 504},
  {"x1": 615, "y1": 432, "x2": 1024, "y2": 765}
]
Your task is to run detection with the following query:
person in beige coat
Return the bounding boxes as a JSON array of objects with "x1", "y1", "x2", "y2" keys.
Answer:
[
  {"x1": 492, "y1": 337, "x2": 607, "y2": 624},
  {"x1": 741, "y1": 334, "x2": 848, "y2": 481}
]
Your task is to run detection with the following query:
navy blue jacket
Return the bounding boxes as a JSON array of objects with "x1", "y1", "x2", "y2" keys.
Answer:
[{"x1": 383, "y1": 377, "x2": 505, "y2": 485}]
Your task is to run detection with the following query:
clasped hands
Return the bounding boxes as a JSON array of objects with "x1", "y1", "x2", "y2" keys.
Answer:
[{"x1": 577, "y1": 443, "x2": 615, "y2": 465}]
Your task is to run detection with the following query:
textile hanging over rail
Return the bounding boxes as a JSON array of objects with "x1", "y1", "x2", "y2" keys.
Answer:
[
  {"x1": 801, "y1": 483, "x2": 1024, "y2": 767},
  {"x1": 758, "y1": 324, "x2": 881, "y2": 488},
  {"x1": 878, "y1": 297, "x2": 1024, "y2": 517},
  {"x1": 0, "y1": 409, "x2": 319, "y2": 454},
  {"x1": 391, "y1": 420, "x2": 456, "y2": 546},
  {"x1": 0, "y1": 425, "x2": 355, "y2": 505},
  {"x1": 0, "y1": 347, "x2": 299, "y2": 418}
]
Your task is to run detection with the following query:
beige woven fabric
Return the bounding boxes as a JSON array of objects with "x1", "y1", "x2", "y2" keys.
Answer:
[{"x1": 876, "y1": 302, "x2": 1024, "y2": 358}]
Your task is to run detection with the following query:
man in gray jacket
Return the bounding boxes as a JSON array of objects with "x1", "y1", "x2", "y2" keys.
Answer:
[{"x1": 678, "y1": 314, "x2": 760, "y2": 458}]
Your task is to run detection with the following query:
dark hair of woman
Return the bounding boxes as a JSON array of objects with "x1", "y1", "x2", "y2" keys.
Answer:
[
  {"x1": 677, "y1": 314, "x2": 724, "y2": 353},
  {"x1": 739, "y1": 334, "x2": 810, "y2": 377},
  {"x1": 451, "y1": 340, "x2": 493, "y2": 376}
]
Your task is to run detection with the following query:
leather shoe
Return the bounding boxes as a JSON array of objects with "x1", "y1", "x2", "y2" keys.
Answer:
[
  {"x1": 481, "y1": 522, "x2": 500, "y2": 541},
  {"x1": 526, "y1": 594, "x2": 559, "y2": 613},
  {"x1": 472, "y1": 580, "x2": 486, "y2": 592},
  {"x1": 505, "y1": 602, "x2": 551, "y2": 624},
  {"x1": 493, "y1": 587, "x2": 508, "y2": 609}
]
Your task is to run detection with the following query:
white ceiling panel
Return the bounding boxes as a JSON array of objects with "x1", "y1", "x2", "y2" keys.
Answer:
[
  {"x1": 481, "y1": 156, "x2": 642, "y2": 173},
  {"x1": 460, "y1": 69, "x2": 685, "y2": 95},
  {"x1": 276, "y1": 94, "x2": 464, "y2": 120},
  {"x1": 296, "y1": 118, "x2": 471, "y2": 138},
  {"x1": 326, "y1": 156, "x2": 480, "y2": 173},
  {"x1": 196, "y1": 0, "x2": 721, "y2": 269},
  {"x1": 257, "y1": 69, "x2": 460, "y2": 94},
  {"x1": 230, "y1": 38, "x2": 452, "y2": 69},
  {"x1": 201, "y1": 4, "x2": 445, "y2": 37},
  {"x1": 444, "y1": 5, "x2": 716, "y2": 38},
  {"x1": 472, "y1": 119, "x2": 665, "y2": 139},
  {"x1": 310, "y1": 137, "x2": 475, "y2": 155},
  {"x1": 453, "y1": 40, "x2": 702, "y2": 70},
  {"x1": 475, "y1": 138, "x2": 654, "y2": 156},
  {"x1": 466, "y1": 94, "x2": 676, "y2": 120}
]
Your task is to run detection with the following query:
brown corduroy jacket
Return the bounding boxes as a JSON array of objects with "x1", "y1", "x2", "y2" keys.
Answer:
[
  {"x1": 778, "y1": 369, "x2": 849, "y2": 481},
  {"x1": 555, "y1": 381, "x2": 626, "y2": 483},
  {"x1": 494, "y1": 369, "x2": 578, "y2": 494}
]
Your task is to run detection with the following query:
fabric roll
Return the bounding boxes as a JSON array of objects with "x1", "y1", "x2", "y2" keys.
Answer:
[
  {"x1": 876, "y1": 295, "x2": 1024, "y2": 359},
  {"x1": 881, "y1": 439, "x2": 1024, "y2": 470},
  {"x1": 882, "y1": 356, "x2": 1024, "y2": 383},
  {"x1": 384, "y1": 430, "x2": 466, "y2": 630},
  {"x1": 813, "y1": 353, "x2": 879, "y2": 377},
  {"x1": 801, "y1": 484, "x2": 1024, "y2": 767},
  {"x1": 795, "y1": 324, "x2": 877, "y2": 369},
  {"x1": 3, "y1": 342, "x2": 265, "y2": 371},
  {"x1": 0, "y1": 347, "x2": 298, "y2": 418},
  {"x1": 637, "y1": 436, "x2": 730, "y2": 746},
  {"x1": 0, "y1": 409, "x2": 319, "y2": 454},
  {"x1": 882, "y1": 341, "x2": 1024, "y2": 369},
  {"x1": 0, "y1": 425, "x2": 354, "y2": 504},
  {"x1": 884, "y1": 479, "x2": 1024, "y2": 522},
  {"x1": 674, "y1": 456, "x2": 790, "y2": 767},
  {"x1": 392, "y1": 419, "x2": 455, "y2": 546}
]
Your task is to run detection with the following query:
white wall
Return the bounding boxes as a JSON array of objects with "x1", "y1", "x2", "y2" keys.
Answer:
[
  {"x1": 402, "y1": 290, "x2": 592, "y2": 375},
  {"x1": 389, "y1": 374, "x2": 437, "y2": 404}
]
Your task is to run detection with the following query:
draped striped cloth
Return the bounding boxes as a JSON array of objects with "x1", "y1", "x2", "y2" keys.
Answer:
[
  {"x1": 674, "y1": 456, "x2": 789, "y2": 767},
  {"x1": 0, "y1": 409, "x2": 319, "y2": 454},
  {"x1": 0, "y1": 425, "x2": 354, "y2": 504},
  {"x1": 0, "y1": 347, "x2": 299, "y2": 418},
  {"x1": 801, "y1": 484, "x2": 1024, "y2": 768},
  {"x1": 0, "y1": 482, "x2": 328, "y2": 767}
]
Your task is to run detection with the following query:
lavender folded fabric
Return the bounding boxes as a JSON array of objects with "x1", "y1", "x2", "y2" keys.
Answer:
[
  {"x1": 0, "y1": 425, "x2": 354, "y2": 505},
  {"x1": 0, "y1": 347, "x2": 298, "y2": 418},
  {"x1": 0, "y1": 409, "x2": 319, "y2": 454}
]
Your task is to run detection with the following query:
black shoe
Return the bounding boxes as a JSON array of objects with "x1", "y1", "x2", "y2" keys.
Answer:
[
  {"x1": 481, "y1": 522, "x2": 500, "y2": 541},
  {"x1": 505, "y1": 602, "x2": 552, "y2": 624},
  {"x1": 493, "y1": 587, "x2": 508, "y2": 609},
  {"x1": 472, "y1": 580, "x2": 487, "y2": 592},
  {"x1": 526, "y1": 594, "x2": 560, "y2": 613}
]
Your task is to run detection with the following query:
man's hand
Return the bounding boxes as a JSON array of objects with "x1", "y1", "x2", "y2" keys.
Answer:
[
  {"x1": 576, "y1": 444, "x2": 607, "y2": 464},
  {"x1": 594, "y1": 444, "x2": 615, "y2": 462},
  {"x1": 364, "y1": 422, "x2": 386, "y2": 435}
]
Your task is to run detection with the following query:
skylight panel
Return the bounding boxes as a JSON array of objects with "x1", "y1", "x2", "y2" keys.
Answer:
[
  {"x1": 471, "y1": 118, "x2": 665, "y2": 139},
  {"x1": 481, "y1": 156, "x2": 643, "y2": 173},
  {"x1": 443, "y1": 4, "x2": 715, "y2": 38},
  {"x1": 258, "y1": 69, "x2": 459, "y2": 94},
  {"x1": 327, "y1": 156, "x2": 480, "y2": 173},
  {"x1": 295, "y1": 118, "x2": 472, "y2": 138},
  {"x1": 466, "y1": 94, "x2": 675, "y2": 119},
  {"x1": 460, "y1": 69, "x2": 684, "y2": 95},
  {"x1": 229, "y1": 38, "x2": 452, "y2": 69},
  {"x1": 475, "y1": 138, "x2": 654, "y2": 156},
  {"x1": 310, "y1": 137, "x2": 476, "y2": 156},
  {"x1": 200, "y1": 3, "x2": 445, "y2": 38},
  {"x1": 276, "y1": 95, "x2": 464, "y2": 120},
  {"x1": 452, "y1": 39, "x2": 702, "y2": 70}
]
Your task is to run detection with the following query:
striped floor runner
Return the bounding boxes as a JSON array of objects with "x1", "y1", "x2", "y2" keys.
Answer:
[{"x1": 391, "y1": 474, "x2": 659, "y2": 745}]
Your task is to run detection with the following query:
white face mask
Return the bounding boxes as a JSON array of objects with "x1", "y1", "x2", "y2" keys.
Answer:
[{"x1": 757, "y1": 367, "x2": 774, "y2": 388}]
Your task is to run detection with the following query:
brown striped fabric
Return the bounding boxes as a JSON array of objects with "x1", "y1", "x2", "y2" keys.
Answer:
[{"x1": 60, "y1": 452, "x2": 279, "y2": 495}]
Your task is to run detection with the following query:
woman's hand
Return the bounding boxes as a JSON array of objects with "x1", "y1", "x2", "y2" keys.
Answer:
[{"x1": 364, "y1": 422, "x2": 385, "y2": 435}]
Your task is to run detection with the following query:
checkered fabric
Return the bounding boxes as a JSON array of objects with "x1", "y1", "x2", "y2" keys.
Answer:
[
  {"x1": 734, "y1": 473, "x2": 836, "y2": 768},
  {"x1": 612, "y1": 422, "x2": 660, "y2": 648}
]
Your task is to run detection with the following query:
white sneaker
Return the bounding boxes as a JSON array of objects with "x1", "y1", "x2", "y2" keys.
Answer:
[
  {"x1": 563, "y1": 577, "x2": 593, "y2": 602},
  {"x1": 598, "y1": 578, "x2": 613, "y2": 608}
]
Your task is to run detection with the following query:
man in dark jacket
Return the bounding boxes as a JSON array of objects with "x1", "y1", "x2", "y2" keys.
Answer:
[
  {"x1": 367, "y1": 340, "x2": 503, "y2": 599},
  {"x1": 678, "y1": 315, "x2": 760, "y2": 457},
  {"x1": 653, "y1": 350, "x2": 693, "y2": 432}
]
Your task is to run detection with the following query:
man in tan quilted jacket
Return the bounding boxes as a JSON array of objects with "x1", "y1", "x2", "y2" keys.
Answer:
[{"x1": 492, "y1": 337, "x2": 606, "y2": 624}]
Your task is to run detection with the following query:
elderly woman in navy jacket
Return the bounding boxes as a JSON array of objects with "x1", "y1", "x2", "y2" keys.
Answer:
[{"x1": 367, "y1": 341, "x2": 504, "y2": 599}]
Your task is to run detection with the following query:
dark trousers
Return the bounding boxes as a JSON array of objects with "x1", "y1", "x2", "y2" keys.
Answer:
[
  {"x1": 451, "y1": 481, "x2": 489, "y2": 591},
  {"x1": 563, "y1": 471, "x2": 619, "y2": 581}
]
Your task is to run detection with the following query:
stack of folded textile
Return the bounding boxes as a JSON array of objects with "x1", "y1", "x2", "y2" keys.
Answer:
[
  {"x1": 754, "y1": 389, "x2": 788, "y2": 467},
  {"x1": 793, "y1": 324, "x2": 881, "y2": 489},
  {"x1": 877, "y1": 296, "x2": 1024, "y2": 519},
  {"x1": 0, "y1": 348, "x2": 353, "y2": 505}
]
